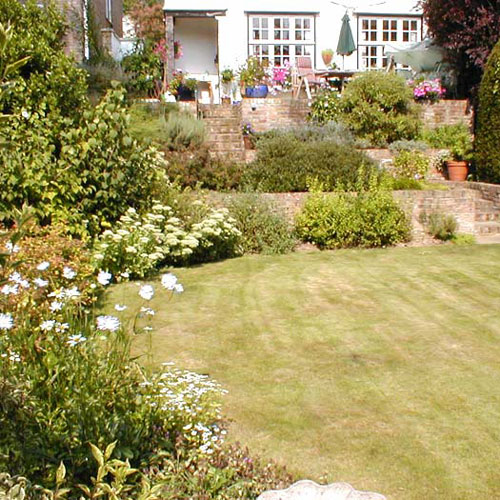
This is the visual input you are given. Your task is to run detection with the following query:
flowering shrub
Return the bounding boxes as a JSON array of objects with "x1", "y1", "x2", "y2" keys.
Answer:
[
  {"x1": 392, "y1": 150, "x2": 430, "y2": 180},
  {"x1": 410, "y1": 78, "x2": 446, "y2": 103},
  {"x1": 0, "y1": 220, "x2": 291, "y2": 498},
  {"x1": 242, "y1": 122, "x2": 255, "y2": 136},
  {"x1": 92, "y1": 202, "x2": 241, "y2": 278},
  {"x1": 272, "y1": 63, "x2": 290, "y2": 86}
]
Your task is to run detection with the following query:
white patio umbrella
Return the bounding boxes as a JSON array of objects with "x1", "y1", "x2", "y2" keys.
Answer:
[{"x1": 384, "y1": 39, "x2": 445, "y2": 73}]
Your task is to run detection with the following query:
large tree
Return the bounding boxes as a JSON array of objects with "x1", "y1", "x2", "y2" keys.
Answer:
[{"x1": 420, "y1": 0, "x2": 500, "y2": 97}]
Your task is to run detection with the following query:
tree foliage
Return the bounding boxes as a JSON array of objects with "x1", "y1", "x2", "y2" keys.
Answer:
[
  {"x1": 475, "y1": 38, "x2": 500, "y2": 183},
  {"x1": 420, "y1": 0, "x2": 500, "y2": 96},
  {"x1": 129, "y1": 1, "x2": 164, "y2": 43}
]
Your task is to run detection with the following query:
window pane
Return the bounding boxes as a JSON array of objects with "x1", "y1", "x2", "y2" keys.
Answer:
[
  {"x1": 370, "y1": 20, "x2": 376, "y2": 29},
  {"x1": 262, "y1": 30, "x2": 268, "y2": 40},
  {"x1": 283, "y1": 45, "x2": 289, "y2": 55},
  {"x1": 304, "y1": 19, "x2": 310, "y2": 29},
  {"x1": 262, "y1": 45, "x2": 269, "y2": 55},
  {"x1": 275, "y1": 30, "x2": 281, "y2": 40},
  {"x1": 275, "y1": 45, "x2": 281, "y2": 55},
  {"x1": 403, "y1": 20, "x2": 409, "y2": 29},
  {"x1": 403, "y1": 32, "x2": 409, "y2": 41},
  {"x1": 295, "y1": 30, "x2": 302, "y2": 40},
  {"x1": 383, "y1": 32, "x2": 388, "y2": 41},
  {"x1": 363, "y1": 32, "x2": 368, "y2": 41},
  {"x1": 295, "y1": 46, "x2": 302, "y2": 55},
  {"x1": 253, "y1": 18, "x2": 259, "y2": 28},
  {"x1": 252, "y1": 45, "x2": 260, "y2": 55},
  {"x1": 363, "y1": 19, "x2": 368, "y2": 30},
  {"x1": 370, "y1": 47, "x2": 377, "y2": 56},
  {"x1": 383, "y1": 20, "x2": 388, "y2": 29},
  {"x1": 262, "y1": 18, "x2": 268, "y2": 28},
  {"x1": 274, "y1": 18, "x2": 281, "y2": 28},
  {"x1": 295, "y1": 19, "x2": 301, "y2": 29},
  {"x1": 391, "y1": 32, "x2": 397, "y2": 41},
  {"x1": 283, "y1": 18, "x2": 289, "y2": 29},
  {"x1": 283, "y1": 30, "x2": 289, "y2": 40},
  {"x1": 411, "y1": 20, "x2": 417, "y2": 30},
  {"x1": 391, "y1": 20, "x2": 397, "y2": 29},
  {"x1": 370, "y1": 32, "x2": 377, "y2": 41}
]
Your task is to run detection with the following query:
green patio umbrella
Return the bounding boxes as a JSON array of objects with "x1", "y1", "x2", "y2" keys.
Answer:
[{"x1": 336, "y1": 12, "x2": 356, "y2": 69}]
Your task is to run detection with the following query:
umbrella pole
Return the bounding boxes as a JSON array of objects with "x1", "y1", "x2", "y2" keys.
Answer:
[{"x1": 342, "y1": 55, "x2": 345, "y2": 70}]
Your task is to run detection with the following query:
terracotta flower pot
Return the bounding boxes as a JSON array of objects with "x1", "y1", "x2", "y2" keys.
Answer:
[
  {"x1": 322, "y1": 50, "x2": 333, "y2": 66},
  {"x1": 446, "y1": 160, "x2": 468, "y2": 181},
  {"x1": 243, "y1": 136, "x2": 253, "y2": 150}
]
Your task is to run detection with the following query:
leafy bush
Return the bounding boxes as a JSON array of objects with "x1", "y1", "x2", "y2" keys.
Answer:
[
  {"x1": 295, "y1": 176, "x2": 410, "y2": 248},
  {"x1": 420, "y1": 212, "x2": 458, "y2": 240},
  {"x1": 163, "y1": 111, "x2": 206, "y2": 150},
  {"x1": 422, "y1": 124, "x2": 472, "y2": 150},
  {"x1": 258, "y1": 121, "x2": 358, "y2": 146},
  {"x1": 308, "y1": 89, "x2": 342, "y2": 124},
  {"x1": 121, "y1": 42, "x2": 162, "y2": 98},
  {"x1": 92, "y1": 202, "x2": 241, "y2": 277},
  {"x1": 242, "y1": 134, "x2": 376, "y2": 192},
  {"x1": 0, "y1": 87, "x2": 164, "y2": 236},
  {"x1": 388, "y1": 177, "x2": 424, "y2": 190},
  {"x1": 311, "y1": 72, "x2": 421, "y2": 146},
  {"x1": 0, "y1": 0, "x2": 88, "y2": 121},
  {"x1": 393, "y1": 150, "x2": 430, "y2": 180},
  {"x1": 389, "y1": 139, "x2": 428, "y2": 152},
  {"x1": 128, "y1": 101, "x2": 180, "y2": 143},
  {"x1": 228, "y1": 194, "x2": 296, "y2": 254},
  {"x1": 165, "y1": 147, "x2": 244, "y2": 190},
  {"x1": 475, "y1": 38, "x2": 500, "y2": 183}
]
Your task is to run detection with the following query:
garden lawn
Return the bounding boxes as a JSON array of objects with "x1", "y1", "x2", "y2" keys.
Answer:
[{"x1": 104, "y1": 244, "x2": 500, "y2": 500}]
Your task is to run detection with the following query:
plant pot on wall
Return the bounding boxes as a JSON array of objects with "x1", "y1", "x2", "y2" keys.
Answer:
[
  {"x1": 245, "y1": 85, "x2": 268, "y2": 98},
  {"x1": 243, "y1": 135, "x2": 254, "y2": 150},
  {"x1": 446, "y1": 160, "x2": 468, "y2": 181}
]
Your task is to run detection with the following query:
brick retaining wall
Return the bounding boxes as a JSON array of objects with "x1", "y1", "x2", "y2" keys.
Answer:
[
  {"x1": 418, "y1": 100, "x2": 472, "y2": 129},
  {"x1": 206, "y1": 183, "x2": 499, "y2": 239}
]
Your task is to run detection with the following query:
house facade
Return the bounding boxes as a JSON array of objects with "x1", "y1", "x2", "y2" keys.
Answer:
[
  {"x1": 55, "y1": 0, "x2": 124, "y2": 61},
  {"x1": 163, "y1": 0, "x2": 424, "y2": 102}
]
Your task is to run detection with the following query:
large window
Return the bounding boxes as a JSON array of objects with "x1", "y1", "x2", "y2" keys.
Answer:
[
  {"x1": 357, "y1": 15, "x2": 422, "y2": 70},
  {"x1": 248, "y1": 14, "x2": 316, "y2": 67}
]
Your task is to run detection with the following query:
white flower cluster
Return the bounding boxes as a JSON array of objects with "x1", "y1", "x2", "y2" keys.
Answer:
[
  {"x1": 92, "y1": 202, "x2": 241, "y2": 279},
  {"x1": 141, "y1": 365, "x2": 228, "y2": 455}
]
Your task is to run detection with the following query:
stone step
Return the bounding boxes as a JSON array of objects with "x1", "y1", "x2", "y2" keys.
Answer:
[
  {"x1": 474, "y1": 221, "x2": 500, "y2": 234},
  {"x1": 203, "y1": 118, "x2": 242, "y2": 128},
  {"x1": 206, "y1": 143, "x2": 244, "y2": 152},
  {"x1": 206, "y1": 133, "x2": 243, "y2": 142}
]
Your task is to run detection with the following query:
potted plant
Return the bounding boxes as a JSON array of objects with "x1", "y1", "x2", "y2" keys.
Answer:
[
  {"x1": 239, "y1": 57, "x2": 269, "y2": 98},
  {"x1": 321, "y1": 48, "x2": 334, "y2": 67},
  {"x1": 242, "y1": 122, "x2": 255, "y2": 149},
  {"x1": 220, "y1": 68, "x2": 234, "y2": 103},
  {"x1": 445, "y1": 130, "x2": 473, "y2": 181}
]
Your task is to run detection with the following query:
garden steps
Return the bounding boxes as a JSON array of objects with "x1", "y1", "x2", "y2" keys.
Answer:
[
  {"x1": 473, "y1": 195, "x2": 499, "y2": 233},
  {"x1": 199, "y1": 103, "x2": 245, "y2": 163}
]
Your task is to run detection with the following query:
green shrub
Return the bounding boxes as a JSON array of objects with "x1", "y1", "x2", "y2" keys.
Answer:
[
  {"x1": 295, "y1": 177, "x2": 410, "y2": 248},
  {"x1": 128, "y1": 101, "x2": 179, "y2": 144},
  {"x1": 422, "y1": 124, "x2": 472, "y2": 151},
  {"x1": 121, "y1": 42, "x2": 162, "y2": 98},
  {"x1": 308, "y1": 89, "x2": 342, "y2": 124},
  {"x1": 257, "y1": 121, "x2": 358, "y2": 146},
  {"x1": 228, "y1": 194, "x2": 296, "y2": 254},
  {"x1": 163, "y1": 111, "x2": 206, "y2": 150},
  {"x1": 0, "y1": 0, "x2": 88, "y2": 121},
  {"x1": 165, "y1": 147, "x2": 244, "y2": 190},
  {"x1": 388, "y1": 177, "x2": 424, "y2": 190},
  {"x1": 420, "y1": 212, "x2": 458, "y2": 240},
  {"x1": 475, "y1": 38, "x2": 500, "y2": 183},
  {"x1": 389, "y1": 139, "x2": 428, "y2": 152},
  {"x1": 0, "y1": 87, "x2": 164, "y2": 236},
  {"x1": 311, "y1": 72, "x2": 421, "y2": 146},
  {"x1": 92, "y1": 202, "x2": 242, "y2": 277},
  {"x1": 242, "y1": 134, "x2": 376, "y2": 192},
  {"x1": 451, "y1": 233, "x2": 476, "y2": 245},
  {"x1": 393, "y1": 150, "x2": 430, "y2": 180}
]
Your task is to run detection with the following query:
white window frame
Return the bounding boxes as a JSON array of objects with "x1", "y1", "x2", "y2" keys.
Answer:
[
  {"x1": 357, "y1": 15, "x2": 422, "y2": 70},
  {"x1": 105, "y1": 0, "x2": 112, "y2": 23},
  {"x1": 248, "y1": 14, "x2": 316, "y2": 67}
]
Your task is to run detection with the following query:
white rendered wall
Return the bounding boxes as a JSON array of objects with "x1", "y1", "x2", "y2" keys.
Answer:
[{"x1": 166, "y1": 0, "x2": 423, "y2": 72}]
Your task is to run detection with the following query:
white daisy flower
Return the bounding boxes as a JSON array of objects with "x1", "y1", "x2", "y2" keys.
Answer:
[
  {"x1": 114, "y1": 304, "x2": 127, "y2": 312},
  {"x1": 140, "y1": 307, "x2": 155, "y2": 316},
  {"x1": 9, "y1": 352, "x2": 21, "y2": 362},
  {"x1": 139, "y1": 285, "x2": 154, "y2": 301},
  {"x1": 1, "y1": 284, "x2": 19, "y2": 295},
  {"x1": 173, "y1": 283, "x2": 184, "y2": 294},
  {"x1": 5, "y1": 241, "x2": 20, "y2": 254},
  {"x1": 0, "y1": 313, "x2": 14, "y2": 330},
  {"x1": 40, "y1": 320, "x2": 56, "y2": 331},
  {"x1": 161, "y1": 273, "x2": 178, "y2": 290},
  {"x1": 65, "y1": 286, "x2": 81, "y2": 300},
  {"x1": 34, "y1": 278, "x2": 49, "y2": 288},
  {"x1": 63, "y1": 266, "x2": 76, "y2": 280},
  {"x1": 37, "y1": 261, "x2": 50, "y2": 271},
  {"x1": 96, "y1": 315, "x2": 121, "y2": 332},
  {"x1": 50, "y1": 301, "x2": 63, "y2": 312},
  {"x1": 97, "y1": 270, "x2": 112, "y2": 286},
  {"x1": 67, "y1": 334, "x2": 87, "y2": 347}
]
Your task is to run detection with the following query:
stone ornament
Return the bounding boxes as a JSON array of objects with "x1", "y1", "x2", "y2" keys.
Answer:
[{"x1": 257, "y1": 480, "x2": 386, "y2": 500}]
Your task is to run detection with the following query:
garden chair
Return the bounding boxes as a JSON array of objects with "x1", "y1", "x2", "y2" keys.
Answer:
[{"x1": 293, "y1": 56, "x2": 322, "y2": 99}]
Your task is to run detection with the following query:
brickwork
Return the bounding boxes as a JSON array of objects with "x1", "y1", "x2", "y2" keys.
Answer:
[
  {"x1": 199, "y1": 104, "x2": 245, "y2": 163},
  {"x1": 419, "y1": 100, "x2": 473, "y2": 129},
  {"x1": 205, "y1": 183, "x2": 500, "y2": 238},
  {"x1": 241, "y1": 97, "x2": 310, "y2": 132}
]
